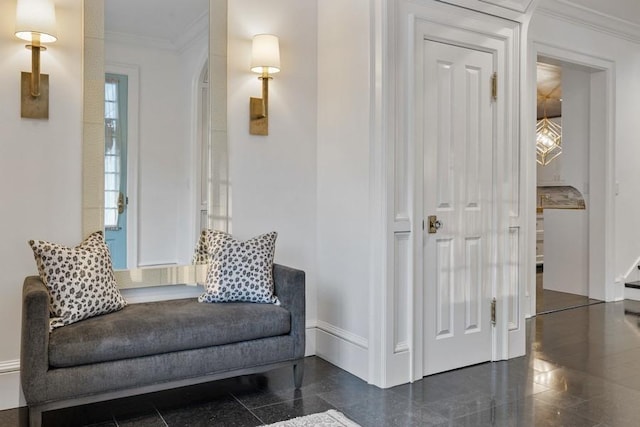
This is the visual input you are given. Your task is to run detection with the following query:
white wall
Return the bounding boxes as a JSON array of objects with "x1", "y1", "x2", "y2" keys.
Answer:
[
  {"x1": 227, "y1": 0, "x2": 318, "y2": 326},
  {"x1": 538, "y1": 65, "x2": 589, "y2": 296},
  {"x1": 13, "y1": 0, "x2": 640, "y2": 412},
  {"x1": 315, "y1": 0, "x2": 371, "y2": 380},
  {"x1": 0, "y1": 0, "x2": 82, "y2": 409},
  {"x1": 531, "y1": 8, "x2": 640, "y2": 298},
  {"x1": 105, "y1": 35, "x2": 207, "y2": 267}
]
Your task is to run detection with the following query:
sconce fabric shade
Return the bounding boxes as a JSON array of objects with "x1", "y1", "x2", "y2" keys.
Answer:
[
  {"x1": 250, "y1": 34, "x2": 280, "y2": 74},
  {"x1": 15, "y1": 0, "x2": 58, "y2": 43}
]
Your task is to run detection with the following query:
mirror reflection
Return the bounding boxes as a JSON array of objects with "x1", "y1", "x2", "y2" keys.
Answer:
[{"x1": 103, "y1": 0, "x2": 210, "y2": 269}]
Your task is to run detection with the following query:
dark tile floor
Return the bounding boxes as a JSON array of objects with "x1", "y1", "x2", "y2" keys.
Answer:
[
  {"x1": 4, "y1": 300, "x2": 640, "y2": 426},
  {"x1": 536, "y1": 269, "x2": 602, "y2": 314},
  {"x1": 537, "y1": 288, "x2": 602, "y2": 314}
]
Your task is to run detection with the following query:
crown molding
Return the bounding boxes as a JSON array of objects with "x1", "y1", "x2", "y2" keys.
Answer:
[
  {"x1": 105, "y1": 30, "x2": 175, "y2": 51},
  {"x1": 479, "y1": 0, "x2": 534, "y2": 14},
  {"x1": 536, "y1": 0, "x2": 640, "y2": 43},
  {"x1": 105, "y1": 10, "x2": 208, "y2": 53},
  {"x1": 174, "y1": 10, "x2": 209, "y2": 53}
]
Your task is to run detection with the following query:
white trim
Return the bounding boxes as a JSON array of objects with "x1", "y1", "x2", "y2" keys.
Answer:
[
  {"x1": 174, "y1": 11, "x2": 209, "y2": 53},
  {"x1": 510, "y1": 14, "x2": 536, "y2": 359},
  {"x1": 479, "y1": 0, "x2": 534, "y2": 14},
  {"x1": 190, "y1": 55, "x2": 209, "y2": 263},
  {"x1": 368, "y1": 0, "x2": 392, "y2": 389},
  {"x1": 316, "y1": 320, "x2": 369, "y2": 350},
  {"x1": 305, "y1": 320, "x2": 317, "y2": 357},
  {"x1": 625, "y1": 286, "x2": 640, "y2": 302},
  {"x1": 394, "y1": 342, "x2": 409, "y2": 353},
  {"x1": 0, "y1": 370, "x2": 25, "y2": 411},
  {"x1": 315, "y1": 328, "x2": 369, "y2": 382},
  {"x1": 526, "y1": 43, "x2": 616, "y2": 309},
  {"x1": 536, "y1": 0, "x2": 640, "y2": 44},
  {"x1": 435, "y1": 0, "x2": 536, "y2": 22},
  {"x1": 622, "y1": 256, "x2": 640, "y2": 284},
  {"x1": 105, "y1": 12, "x2": 208, "y2": 53},
  {"x1": 105, "y1": 31, "x2": 174, "y2": 51},
  {"x1": 399, "y1": 0, "x2": 519, "y2": 380},
  {"x1": 0, "y1": 360, "x2": 19, "y2": 374}
]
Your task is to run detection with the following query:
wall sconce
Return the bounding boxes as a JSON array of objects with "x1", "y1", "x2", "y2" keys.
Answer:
[
  {"x1": 15, "y1": 0, "x2": 57, "y2": 119},
  {"x1": 249, "y1": 34, "x2": 280, "y2": 135}
]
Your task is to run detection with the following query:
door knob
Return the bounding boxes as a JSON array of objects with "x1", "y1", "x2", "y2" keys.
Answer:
[{"x1": 428, "y1": 215, "x2": 442, "y2": 234}]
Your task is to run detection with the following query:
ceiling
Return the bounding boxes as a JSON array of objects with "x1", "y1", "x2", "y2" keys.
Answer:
[
  {"x1": 104, "y1": 0, "x2": 208, "y2": 46},
  {"x1": 536, "y1": 62, "x2": 561, "y2": 119}
]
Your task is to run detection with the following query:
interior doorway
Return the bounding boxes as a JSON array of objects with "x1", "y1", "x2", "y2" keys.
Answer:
[{"x1": 534, "y1": 57, "x2": 604, "y2": 314}]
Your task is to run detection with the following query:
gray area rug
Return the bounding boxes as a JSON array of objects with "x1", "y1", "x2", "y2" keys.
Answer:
[{"x1": 261, "y1": 410, "x2": 361, "y2": 426}]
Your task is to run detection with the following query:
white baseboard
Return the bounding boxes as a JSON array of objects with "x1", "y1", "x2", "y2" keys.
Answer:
[
  {"x1": 305, "y1": 324, "x2": 316, "y2": 356},
  {"x1": 625, "y1": 286, "x2": 640, "y2": 302},
  {"x1": 314, "y1": 320, "x2": 368, "y2": 382},
  {"x1": 0, "y1": 362, "x2": 25, "y2": 410}
]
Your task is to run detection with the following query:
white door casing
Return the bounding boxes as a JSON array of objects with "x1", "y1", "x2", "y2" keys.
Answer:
[
  {"x1": 524, "y1": 42, "x2": 616, "y2": 317},
  {"x1": 421, "y1": 40, "x2": 495, "y2": 375},
  {"x1": 368, "y1": 0, "x2": 523, "y2": 388},
  {"x1": 407, "y1": 3, "x2": 521, "y2": 384}
]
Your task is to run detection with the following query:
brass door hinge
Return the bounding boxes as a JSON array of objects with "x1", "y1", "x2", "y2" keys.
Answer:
[
  {"x1": 491, "y1": 297, "x2": 497, "y2": 326},
  {"x1": 491, "y1": 72, "x2": 497, "y2": 101}
]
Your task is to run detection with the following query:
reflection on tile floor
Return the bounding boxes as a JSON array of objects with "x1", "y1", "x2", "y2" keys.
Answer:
[
  {"x1": 536, "y1": 270, "x2": 602, "y2": 314},
  {"x1": 4, "y1": 300, "x2": 640, "y2": 426}
]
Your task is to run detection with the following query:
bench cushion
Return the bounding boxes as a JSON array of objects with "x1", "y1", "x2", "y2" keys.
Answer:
[{"x1": 48, "y1": 298, "x2": 290, "y2": 368}]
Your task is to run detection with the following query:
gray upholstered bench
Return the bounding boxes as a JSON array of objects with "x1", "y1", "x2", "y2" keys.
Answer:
[{"x1": 21, "y1": 264, "x2": 305, "y2": 427}]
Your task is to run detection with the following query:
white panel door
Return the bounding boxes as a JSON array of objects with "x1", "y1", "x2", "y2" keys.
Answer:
[{"x1": 422, "y1": 39, "x2": 494, "y2": 375}]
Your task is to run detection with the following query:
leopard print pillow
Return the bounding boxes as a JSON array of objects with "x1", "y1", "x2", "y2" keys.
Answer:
[
  {"x1": 29, "y1": 231, "x2": 127, "y2": 330},
  {"x1": 198, "y1": 230, "x2": 280, "y2": 305},
  {"x1": 192, "y1": 229, "x2": 212, "y2": 264}
]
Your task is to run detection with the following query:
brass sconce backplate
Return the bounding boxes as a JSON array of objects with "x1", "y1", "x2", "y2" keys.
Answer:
[
  {"x1": 21, "y1": 72, "x2": 49, "y2": 119},
  {"x1": 250, "y1": 97, "x2": 268, "y2": 135}
]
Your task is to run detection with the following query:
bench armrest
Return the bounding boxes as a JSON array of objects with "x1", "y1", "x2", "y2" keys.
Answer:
[
  {"x1": 21, "y1": 276, "x2": 51, "y2": 403},
  {"x1": 273, "y1": 264, "x2": 305, "y2": 359}
]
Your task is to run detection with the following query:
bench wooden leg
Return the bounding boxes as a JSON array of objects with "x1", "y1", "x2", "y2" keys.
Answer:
[{"x1": 293, "y1": 360, "x2": 304, "y2": 389}]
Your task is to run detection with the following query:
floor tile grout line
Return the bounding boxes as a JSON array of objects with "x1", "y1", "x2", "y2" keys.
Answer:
[
  {"x1": 153, "y1": 404, "x2": 169, "y2": 427},
  {"x1": 231, "y1": 391, "x2": 307, "y2": 411},
  {"x1": 537, "y1": 300, "x2": 605, "y2": 316},
  {"x1": 231, "y1": 392, "x2": 268, "y2": 425}
]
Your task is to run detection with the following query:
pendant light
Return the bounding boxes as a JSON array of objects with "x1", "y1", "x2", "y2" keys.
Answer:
[{"x1": 536, "y1": 97, "x2": 562, "y2": 166}]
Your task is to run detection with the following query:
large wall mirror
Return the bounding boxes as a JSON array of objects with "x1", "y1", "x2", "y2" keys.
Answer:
[{"x1": 83, "y1": 0, "x2": 229, "y2": 287}]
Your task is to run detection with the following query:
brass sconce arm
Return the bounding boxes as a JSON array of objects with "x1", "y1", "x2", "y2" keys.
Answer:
[
  {"x1": 249, "y1": 34, "x2": 280, "y2": 136},
  {"x1": 250, "y1": 72, "x2": 272, "y2": 135},
  {"x1": 15, "y1": 0, "x2": 58, "y2": 119},
  {"x1": 26, "y1": 34, "x2": 45, "y2": 97}
]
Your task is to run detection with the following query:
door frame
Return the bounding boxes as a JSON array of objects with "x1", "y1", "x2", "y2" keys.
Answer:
[
  {"x1": 406, "y1": 4, "x2": 521, "y2": 381},
  {"x1": 524, "y1": 42, "x2": 615, "y2": 317}
]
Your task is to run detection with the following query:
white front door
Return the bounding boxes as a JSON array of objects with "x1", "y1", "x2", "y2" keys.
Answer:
[{"x1": 421, "y1": 39, "x2": 495, "y2": 376}]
